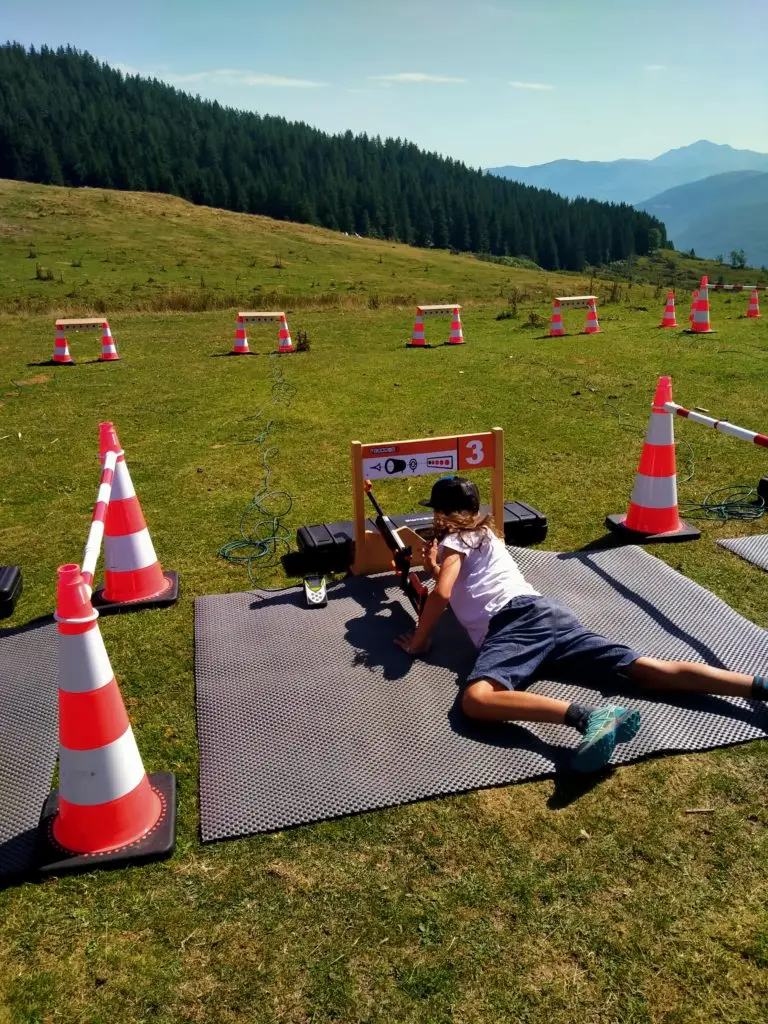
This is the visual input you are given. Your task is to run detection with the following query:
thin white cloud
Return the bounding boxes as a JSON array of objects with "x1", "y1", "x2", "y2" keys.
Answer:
[
  {"x1": 644, "y1": 64, "x2": 667, "y2": 71},
  {"x1": 509, "y1": 80, "x2": 554, "y2": 91},
  {"x1": 113, "y1": 64, "x2": 325, "y2": 88},
  {"x1": 369, "y1": 72, "x2": 465, "y2": 84}
]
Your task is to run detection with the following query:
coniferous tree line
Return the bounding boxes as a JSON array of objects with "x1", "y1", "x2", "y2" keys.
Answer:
[{"x1": 0, "y1": 43, "x2": 666, "y2": 269}]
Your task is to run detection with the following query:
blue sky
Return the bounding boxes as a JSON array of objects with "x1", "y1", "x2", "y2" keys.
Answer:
[{"x1": 4, "y1": 0, "x2": 767, "y2": 166}]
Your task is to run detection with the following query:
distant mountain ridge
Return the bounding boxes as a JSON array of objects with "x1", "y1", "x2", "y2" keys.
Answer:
[
  {"x1": 637, "y1": 170, "x2": 768, "y2": 266},
  {"x1": 487, "y1": 141, "x2": 768, "y2": 205}
]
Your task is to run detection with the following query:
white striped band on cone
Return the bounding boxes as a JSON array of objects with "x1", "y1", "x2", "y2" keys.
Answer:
[
  {"x1": 232, "y1": 316, "x2": 250, "y2": 354},
  {"x1": 584, "y1": 300, "x2": 600, "y2": 334},
  {"x1": 746, "y1": 290, "x2": 761, "y2": 318},
  {"x1": 660, "y1": 292, "x2": 677, "y2": 327},
  {"x1": 52, "y1": 327, "x2": 74, "y2": 364},
  {"x1": 623, "y1": 376, "x2": 682, "y2": 535},
  {"x1": 99, "y1": 322, "x2": 119, "y2": 361},
  {"x1": 550, "y1": 301, "x2": 565, "y2": 336},
  {"x1": 53, "y1": 564, "x2": 161, "y2": 854},
  {"x1": 100, "y1": 422, "x2": 171, "y2": 604},
  {"x1": 410, "y1": 312, "x2": 426, "y2": 345},
  {"x1": 448, "y1": 308, "x2": 464, "y2": 344}
]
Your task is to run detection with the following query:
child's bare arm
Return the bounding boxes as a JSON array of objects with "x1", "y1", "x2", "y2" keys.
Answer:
[{"x1": 395, "y1": 550, "x2": 463, "y2": 655}]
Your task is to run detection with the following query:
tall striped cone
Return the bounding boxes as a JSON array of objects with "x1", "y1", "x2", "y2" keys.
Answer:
[
  {"x1": 277, "y1": 315, "x2": 295, "y2": 353},
  {"x1": 605, "y1": 375, "x2": 700, "y2": 543},
  {"x1": 38, "y1": 563, "x2": 176, "y2": 874},
  {"x1": 93, "y1": 422, "x2": 179, "y2": 611},
  {"x1": 689, "y1": 289, "x2": 698, "y2": 325},
  {"x1": 583, "y1": 299, "x2": 600, "y2": 334},
  {"x1": 746, "y1": 288, "x2": 761, "y2": 318},
  {"x1": 690, "y1": 276, "x2": 714, "y2": 333},
  {"x1": 549, "y1": 300, "x2": 565, "y2": 337},
  {"x1": 231, "y1": 316, "x2": 250, "y2": 354},
  {"x1": 659, "y1": 291, "x2": 678, "y2": 328},
  {"x1": 52, "y1": 325, "x2": 74, "y2": 365},
  {"x1": 99, "y1": 321, "x2": 119, "y2": 362},
  {"x1": 408, "y1": 310, "x2": 426, "y2": 347},
  {"x1": 448, "y1": 307, "x2": 465, "y2": 345}
]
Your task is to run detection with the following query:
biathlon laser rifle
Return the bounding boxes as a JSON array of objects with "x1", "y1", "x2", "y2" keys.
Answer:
[{"x1": 364, "y1": 481, "x2": 429, "y2": 617}]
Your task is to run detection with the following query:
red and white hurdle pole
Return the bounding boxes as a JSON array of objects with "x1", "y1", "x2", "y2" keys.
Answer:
[
  {"x1": 662, "y1": 402, "x2": 768, "y2": 449},
  {"x1": 81, "y1": 448, "x2": 118, "y2": 592}
]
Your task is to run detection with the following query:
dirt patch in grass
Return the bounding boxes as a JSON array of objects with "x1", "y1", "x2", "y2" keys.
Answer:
[{"x1": 14, "y1": 373, "x2": 51, "y2": 386}]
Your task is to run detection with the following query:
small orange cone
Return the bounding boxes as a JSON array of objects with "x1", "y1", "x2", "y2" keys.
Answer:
[
  {"x1": 447, "y1": 307, "x2": 465, "y2": 345},
  {"x1": 232, "y1": 316, "x2": 251, "y2": 355},
  {"x1": 606, "y1": 376, "x2": 700, "y2": 542},
  {"x1": 583, "y1": 298, "x2": 600, "y2": 334},
  {"x1": 689, "y1": 289, "x2": 698, "y2": 324},
  {"x1": 99, "y1": 321, "x2": 119, "y2": 361},
  {"x1": 52, "y1": 324, "x2": 74, "y2": 365},
  {"x1": 407, "y1": 309, "x2": 426, "y2": 347},
  {"x1": 550, "y1": 300, "x2": 565, "y2": 337},
  {"x1": 746, "y1": 288, "x2": 761, "y2": 318},
  {"x1": 659, "y1": 291, "x2": 678, "y2": 328},
  {"x1": 38, "y1": 563, "x2": 175, "y2": 875},
  {"x1": 690, "y1": 277, "x2": 714, "y2": 333},
  {"x1": 92, "y1": 422, "x2": 179, "y2": 611},
  {"x1": 277, "y1": 315, "x2": 295, "y2": 353}
]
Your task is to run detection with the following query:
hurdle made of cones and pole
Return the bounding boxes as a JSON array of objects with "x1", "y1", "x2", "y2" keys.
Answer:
[
  {"x1": 37, "y1": 563, "x2": 176, "y2": 876},
  {"x1": 51, "y1": 319, "x2": 120, "y2": 365},
  {"x1": 607, "y1": 374, "x2": 768, "y2": 543},
  {"x1": 230, "y1": 311, "x2": 296, "y2": 354},
  {"x1": 407, "y1": 304, "x2": 464, "y2": 347},
  {"x1": 549, "y1": 295, "x2": 600, "y2": 336}
]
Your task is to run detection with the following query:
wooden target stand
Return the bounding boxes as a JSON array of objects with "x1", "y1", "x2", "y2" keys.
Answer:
[{"x1": 350, "y1": 427, "x2": 504, "y2": 575}]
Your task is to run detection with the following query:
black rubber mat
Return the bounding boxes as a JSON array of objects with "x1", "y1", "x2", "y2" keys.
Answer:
[
  {"x1": 195, "y1": 547, "x2": 768, "y2": 842},
  {"x1": 718, "y1": 535, "x2": 768, "y2": 572},
  {"x1": 0, "y1": 620, "x2": 58, "y2": 878}
]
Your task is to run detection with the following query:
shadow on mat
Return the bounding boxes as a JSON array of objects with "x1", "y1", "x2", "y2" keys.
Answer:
[
  {"x1": 0, "y1": 614, "x2": 55, "y2": 639},
  {"x1": 552, "y1": 550, "x2": 729, "y2": 669},
  {"x1": 0, "y1": 829, "x2": 39, "y2": 891}
]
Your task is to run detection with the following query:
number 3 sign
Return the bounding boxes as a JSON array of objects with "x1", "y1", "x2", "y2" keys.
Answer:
[{"x1": 458, "y1": 433, "x2": 495, "y2": 469}]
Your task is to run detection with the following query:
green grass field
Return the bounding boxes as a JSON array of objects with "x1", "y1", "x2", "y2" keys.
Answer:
[{"x1": 1, "y1": 182, "x2": 767, "y2": 1024}]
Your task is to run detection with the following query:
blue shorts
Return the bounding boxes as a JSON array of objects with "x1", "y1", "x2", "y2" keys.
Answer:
[{"x1": 468, "y1": 595, "x2": 642, "y2": 691}]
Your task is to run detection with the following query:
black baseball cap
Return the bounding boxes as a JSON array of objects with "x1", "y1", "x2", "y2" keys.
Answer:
[{"x1": 419, "y1": 475, "x2": 480, "y2": 514}]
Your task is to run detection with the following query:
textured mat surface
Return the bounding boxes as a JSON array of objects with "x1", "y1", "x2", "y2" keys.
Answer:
[
  {"x1": 195, "y1": 547, "x2": 768, "y2": 842},
  {"x1": 0, "y1": 621, "x2": 58, "y2": 878},
  {"x1": 718, "y1": 534, "x2": 768, "y2": 572}
]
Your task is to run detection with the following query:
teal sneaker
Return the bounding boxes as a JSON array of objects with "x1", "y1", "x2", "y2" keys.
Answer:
[{"x1": 571, "y1": 705, "x2": 641, "y2": 773}]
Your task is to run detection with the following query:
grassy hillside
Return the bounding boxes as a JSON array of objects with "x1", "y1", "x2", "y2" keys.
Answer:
[{"x1": 1, "y1": 182, "x2": 768, "y2": 1024}]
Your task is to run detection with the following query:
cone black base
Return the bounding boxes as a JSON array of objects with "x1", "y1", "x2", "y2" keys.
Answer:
[
  {"x1": 92, "y1": 571, "x2": 179, "y2": 615},
  {"x1": 605, "y1": 514, "x2": 701, "y2": 544},
  {"x1": 405, "y1": 343, "x2": 432, "y2": 348},
  {"x1": 37, "y1": 772, "x2": 177, "y2": 878}
]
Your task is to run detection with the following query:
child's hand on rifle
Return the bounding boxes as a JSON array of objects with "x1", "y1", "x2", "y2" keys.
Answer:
[
  {"x1": 395, "y1": 632, "x2": 432, "y2": 657},
  {"x1": 422, "y1": 540, "x2": 440, "y2": 580}
]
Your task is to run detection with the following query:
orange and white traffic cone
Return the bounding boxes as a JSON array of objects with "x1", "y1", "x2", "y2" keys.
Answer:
[
  {"x1": 38, "y1": 563, "x2": 176, "y2": 875},
  {"x1": 408, "y1": 310, "x2": 426, "y2": 347},
  {"x1": 550, "y1": 300, "x2": 565, "y2": 337},
  {"x1": 447, "y1": 307, "x2": 465, "y2": 345},
  {"x1": 92, "y1": 422, "x2": 179, "y2": 612},
  {"x1": 689, "y1": 289, "x2": 698, "y2": 325},
  {"x1": 51, "y1": 324, "x2": 74, "y2": 365},
  {"x1": 746, "y1": 288, "x2": 761, "y2": 318},
  {"x1": 606, "y1": 375, "x2": 700, "y2": 542},
  {"x1": 659, "y1": 291, "x2": 678, "y2": 328},
  {"x1": 690, "y1": 276, "x2": 715, "y2": 333},
  {"x1": 99, "y1": 321, "x2": 119, "y2": 361},
  {"x1": 232, "y1": 316, "x2": 251, "y2": 355},
  {"x1": 277, "y1": 315, "x2": 295, "y2": 353},
  {"x1": 583, "y1": 299, "x2": 600, "y2": 334}
]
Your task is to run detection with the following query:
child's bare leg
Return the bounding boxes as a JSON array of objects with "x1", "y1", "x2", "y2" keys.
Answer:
[
  {"x1": 462, "y1": 679, "x2": 569, "y2": 723},
  {"x1": 628, "y1": 658, "x2": 758, "y2": 698}
]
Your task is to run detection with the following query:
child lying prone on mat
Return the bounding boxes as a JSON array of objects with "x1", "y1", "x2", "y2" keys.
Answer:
[{"x1": 394, "y1": 476, "x2": 768, "y2": 773}]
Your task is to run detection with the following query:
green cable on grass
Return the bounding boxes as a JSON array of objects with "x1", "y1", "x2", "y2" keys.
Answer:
[{"x1": 679, "y1": 485, "x2": 765, "y2": 522}]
